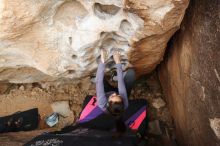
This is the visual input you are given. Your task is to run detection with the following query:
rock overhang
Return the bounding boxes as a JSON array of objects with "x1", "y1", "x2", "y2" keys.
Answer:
[{"x1": 0, "y1": 0, "x2": 189, "y2": 83}]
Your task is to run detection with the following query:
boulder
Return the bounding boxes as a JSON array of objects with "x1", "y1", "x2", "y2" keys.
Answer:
[
  {"x1": 158, "y1": 0, "x2": 220, "y2": 145},
  {"x1": 51, "y1": 101, "x2": 72, "y2": 117},
  {"x1": 152, "y1": 98, "x2": 166, "y2": 109},
  {"x1": 0, "y1": 0, "x2": 189, "y2": 83}
]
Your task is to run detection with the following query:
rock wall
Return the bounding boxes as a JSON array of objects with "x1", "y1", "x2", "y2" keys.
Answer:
[
  {"x1": 158, "y1": 0, "x2": 220, "y2": 145},
  {"x1": 0, "y1": 0, "x2": 188, "y2": 83}
]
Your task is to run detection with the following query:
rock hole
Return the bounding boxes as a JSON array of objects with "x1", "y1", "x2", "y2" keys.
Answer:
[
  {"x1": 120, "y1": 20, "x2": 135, "y2": 36},
  {"x1": 54, "y1": 1, "x2": 88, "y2": 27},
  {"x1": 32, "y1": 82, "x2": 42, "y2": 89},
  {"x1": 94, "y1": 3, "x2": 120, "y2": 19},
  {"x1": 121, "y1": 58, "x2": 128, "y2": 63},
  {"x1": 71, "y1": 54, "x2": 77, "y2": 59},
  {"x1": 69, "y1": 37, "x2": 72, "y2": 45},
  {"x1": 68, "y1": 70, "x2": 75, "y2": 74},
  {"x1": 100, "y1": 31, "x2": 107, "y2": 38},
  {"x1": 101, "y1": 38, "x2": 117, "y2": 50}
]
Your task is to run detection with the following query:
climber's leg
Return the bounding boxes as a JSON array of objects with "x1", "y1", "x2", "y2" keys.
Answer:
[
  {"x1": 124, "y1": 68, "x2": 136, "y2": 98},
  {"x1": 104, "y1": 68, "x2": 135, "y2": 96}
]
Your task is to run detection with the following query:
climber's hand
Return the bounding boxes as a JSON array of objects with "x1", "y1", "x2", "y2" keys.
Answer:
[
  {"x1": 113, "y1": 51, "x2": 121, "y2": 64},
  {"x1": 100, "y1": 49, "x2": 107, "y2": 63}
]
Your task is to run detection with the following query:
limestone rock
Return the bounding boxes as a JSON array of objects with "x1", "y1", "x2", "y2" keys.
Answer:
[
  {"x1": 51, "y1": 101, "x2": 72, "y2": 117},
  {"x1": 158, "y1": 0, "x2": 219, "y2": 145},
  {"x1": 19, "y1": 85, "x2": 25, "y2": 91},
  {"x1": 210, "y1": 118, "x2": 220, "y2": 139},
  {"x1": 0, "y1": 0, "x2": 189, "y2": 83},
  {"x1": 152, "y1": 98, "x2": 166, "y2": 109}
]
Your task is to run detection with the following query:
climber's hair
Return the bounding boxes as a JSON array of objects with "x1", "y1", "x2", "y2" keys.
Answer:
[
  {"x1": 107, "y1": 97, "x2": 124, "y2": 117},
  {"x1": 106, "y1": 95, "x2": 126, "y2": 133}
]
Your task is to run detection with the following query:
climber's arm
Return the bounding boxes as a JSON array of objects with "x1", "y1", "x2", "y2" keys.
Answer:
[
  {"x1": 96, "y1": 50, "x2": 107, "y2": 111},
  {"x1": 116, "y1": 63, "x2": 128, "y2": 109},
  {"x1": 113, "y1": 51, "x2": 128, "y2": 109}
]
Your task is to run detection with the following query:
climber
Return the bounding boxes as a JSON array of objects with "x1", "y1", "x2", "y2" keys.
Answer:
[{"x1": 96, "y1": 48, "x2": 135, "y2": 133}]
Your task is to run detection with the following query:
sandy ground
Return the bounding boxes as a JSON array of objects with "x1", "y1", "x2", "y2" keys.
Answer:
[{"x1": 0, "y1": 73, "x2": 175, "y2": 146}]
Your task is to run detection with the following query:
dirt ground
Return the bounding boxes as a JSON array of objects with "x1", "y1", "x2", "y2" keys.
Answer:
[
  {"x1": 0, "y1": 72, "x2": 175, "y2": 146},
  {"x1": 0, "y1": 77, "x2": 92, "y2": 128}
]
